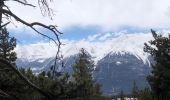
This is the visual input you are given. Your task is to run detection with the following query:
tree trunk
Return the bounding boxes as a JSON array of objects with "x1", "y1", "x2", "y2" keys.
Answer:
[{"x1": 0, "y1": 1, "x2": 3, "y2": 28}]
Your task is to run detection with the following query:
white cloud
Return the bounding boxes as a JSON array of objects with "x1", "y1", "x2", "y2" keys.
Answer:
[
  {"x1": 87, "y1": 33, "x2": 102, "y2": 41},
  {"x1": 15, "y1": 31, "x2": 158, "y2": 65},
  {"x1": 99, "y1": 33, "x2": 112, "y2": 40},
  {"x1": 5, "y1": 0, "x2": 170, "y2": 31}
]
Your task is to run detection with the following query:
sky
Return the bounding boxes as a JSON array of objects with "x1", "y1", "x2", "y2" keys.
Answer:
[{"x1": 4, "y1": 0, "x2": 170, "y2": 44}]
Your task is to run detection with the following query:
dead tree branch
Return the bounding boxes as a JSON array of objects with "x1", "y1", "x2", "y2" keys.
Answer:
[
  {"x1": 0, "y1": 68, "x2": 11, "y2": 71},
  {"x1": 0, "y1": 89, "x2": 10, "y2": 97},
  {"x1": 38, "y1": 0, "x2": 54, "y2": 18},
  {"x1": 1, "y1": 9, "x2": 62, "y2": 68},
  {"x1": 1, "y1": 9, "x2": 61, "y2": 43},
  {"x1": 5, "y1": 0, "x2": 36, "y2": 7},
  {"x1": 4, "y1": 0, "x2": 54, "y2": 17},
  {"x1": 0, "y1": 89, "x2": 20, "y2": 100}
]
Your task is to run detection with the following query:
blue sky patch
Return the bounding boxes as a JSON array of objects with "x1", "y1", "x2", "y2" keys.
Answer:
[{"x1": 8, "y1": 25, "x2": 159, "y2": 45}]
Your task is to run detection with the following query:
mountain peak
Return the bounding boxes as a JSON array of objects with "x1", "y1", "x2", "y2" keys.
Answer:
[{"x1": 15, "y1": 32, "x2": 153, "y2": 65}]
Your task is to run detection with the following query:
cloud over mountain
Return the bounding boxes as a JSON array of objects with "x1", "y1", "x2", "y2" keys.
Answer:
[{"x1": 15, "y1": 31, "x2": 156, "y2": 65}]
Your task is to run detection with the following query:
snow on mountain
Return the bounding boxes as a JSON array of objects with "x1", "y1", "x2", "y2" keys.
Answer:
[
  {"x1": 14, "y1": 31, "x2": 170, "y2": 95},
  {"x1": 15, "y1": 32, "x2": 153, "y2": 65},
  {"x1": 15, "y1": 43, "x2": 57, "y2": 62},
  {"x1": 116, "y1": 61, "x2": 122, "y2": 65}
]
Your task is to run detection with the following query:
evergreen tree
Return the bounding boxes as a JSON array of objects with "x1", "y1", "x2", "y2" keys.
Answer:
[
  {"x1": 0, "y1": 28, "x2": 39, "y2": 100},
  {"x1": 72, "y1": 48, "x2": 102, "y2": 100},
  {"x1": 131, "y1": 80, "x2": 139, "y2": 98},
  {"x1": 138, "y1": 87, "x2": 152, "y2": 100},
  {"x1": 144, "y1": 29, "x2": 170, "y2": 100},
  {"x1": 0, "y1": 27, "x2": 17, "y2": 64},
  {"x1": 119, "y1": 90, "x2": 124, "y2": 100},
  {"x1": 0, "y1": 1, "x2": 62, "y2": 99}
]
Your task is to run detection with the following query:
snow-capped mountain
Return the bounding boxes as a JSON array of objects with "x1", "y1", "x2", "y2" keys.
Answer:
[
  {"x1": 94, "y1": 53, "x2": 151, "y2": 95},
  {"x1": 15, "y1": 32, "x2": 155, "y2": 95},
  {"x1": 16, "y1": 32, "x2": 153, "y2": 66}
]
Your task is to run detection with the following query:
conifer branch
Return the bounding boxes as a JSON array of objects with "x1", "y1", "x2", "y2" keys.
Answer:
[{"x1": 0, "y1": 58, "x2": 55, "y2": 100}]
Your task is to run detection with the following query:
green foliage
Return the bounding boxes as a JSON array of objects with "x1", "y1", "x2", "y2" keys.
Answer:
[
  {"x1": 131, "y1": 80, "x2": 139, "y2": 98},
  {"x1": 144, "y1": 30, "x2": 170, "y2": 100},
  {"x1": 0, "y1": 28, "x2": 41, "y2": 100},
  {"x1": 0, "y1": 68, "x2": 40, "y2": 100},
  {"x1": 0, "y1": 27, "x2": 17, "y2": 64},
  {"x1": 119, "y1": 90, "x2": 124, "y2": 100},
  {"x1": 0, "y1": 28, "x2": 21, "y2": 100},
  {"x1": 137, "y1": 87, "x2": 153, "y2": 100},
  {"x1": 130, "y1": 82, "x2": 152, "y2": 100},
  {"x1": 71, "y1": 48, "x2": 103, "y2": 100}
]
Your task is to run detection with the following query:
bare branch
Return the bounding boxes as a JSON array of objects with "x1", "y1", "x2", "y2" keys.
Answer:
[
  {"x1": 0, "y1": 89, "x2": 20, "y2": 100},
  {"x1": 0, "y1": 68, "x2": 11, "y2": 71},
  {"x1": 38, "y1": 0, "x2": 54, "y2": 18},
  {"x1": 1, "y1": 9, "x2": 61, "y2": 46},
  {"x1": 1, "y1": 21, "x2": 10, "y2": 28},
  {"x1": 4, "y1": 0, "x2": 36, "y2": 7},
  {"x1": 0, "y1": 89, "x2": 23, "y2": 100},
  {"x1": 4, "y1": 0, "x2": 54, "y2": 18},
  {"x1": 0, "y1": 89, "x2": 10, "y2": 97},
  {"x1": 1, "y1": 0, "x2": 62, "y2": 78}
]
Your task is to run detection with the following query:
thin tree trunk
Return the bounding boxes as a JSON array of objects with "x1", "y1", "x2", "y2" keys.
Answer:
[{"x1": 0, "y1": 1, "x2": 3, "y2": 29}]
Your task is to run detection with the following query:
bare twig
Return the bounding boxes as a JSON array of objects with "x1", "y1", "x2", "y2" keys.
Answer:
[
  {"x1": 1, "y1": 21, "x2": 10, "y2": 27},
  {"x1": 1, "y1": 9, "x2": 61, "y2": 44},
  {"x1": 0, "y1": 89, "x2": 10, "y2": 97},
  {"x1": 0, "y1": 68, "x2": 11, "y2": 71},
  {"x1": 0, "y1": 89, "x2": 20, "y2": 100},
  {"x1": 4, "y1": 0, "x2": 36, "y2": 7},
  {"x1": 0, "y1": 89, "x2": 24, "y2": 100},
  {"x1": 38, "y1": 0, "x2": 54, "y2": 18}
]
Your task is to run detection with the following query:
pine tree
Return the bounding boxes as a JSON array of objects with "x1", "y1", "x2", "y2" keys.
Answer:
[
  {"x1": 0, "y1": 28, "x2": 17, "y2": 99},
  {"x1": 0, "y1": 28, "x2": 38, "y2": 100},
  {"x1": 131, "y1": 80, "x2": 139, "y2": 98},
  {"x1": 119, "y1": 90, "x2": 124, "y2": 100},
  {"x1": 72, "y1": 48, "x2": 102, "y2": 100},
  {"x1": 0, "y1": 1, "x2": 63, "y2": 99},
  {"x1": 144, "y1": 29, "x2": 170, "y2": 100},
  {"x1": 138, "y1": 87, "x2": 152, "y2": 100},
  {"x1": 0, "y1": 27, "x2": 17, "y2": 64},
  {"x1": 0, "y1": 28, "x2": 26, "y2": 100}
]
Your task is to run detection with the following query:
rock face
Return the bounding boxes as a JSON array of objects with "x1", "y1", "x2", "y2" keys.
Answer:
[
  {"x1": 93, "y1": 53, "x2": 151, "y2": 95},
  {"x1": 16, "y1": 53, "x2": 151, "y2": 95}
]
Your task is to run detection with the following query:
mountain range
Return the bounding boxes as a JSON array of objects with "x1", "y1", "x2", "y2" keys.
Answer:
[{"x1": 15, "y1": 32, "x2": 154, "y2": 95}]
